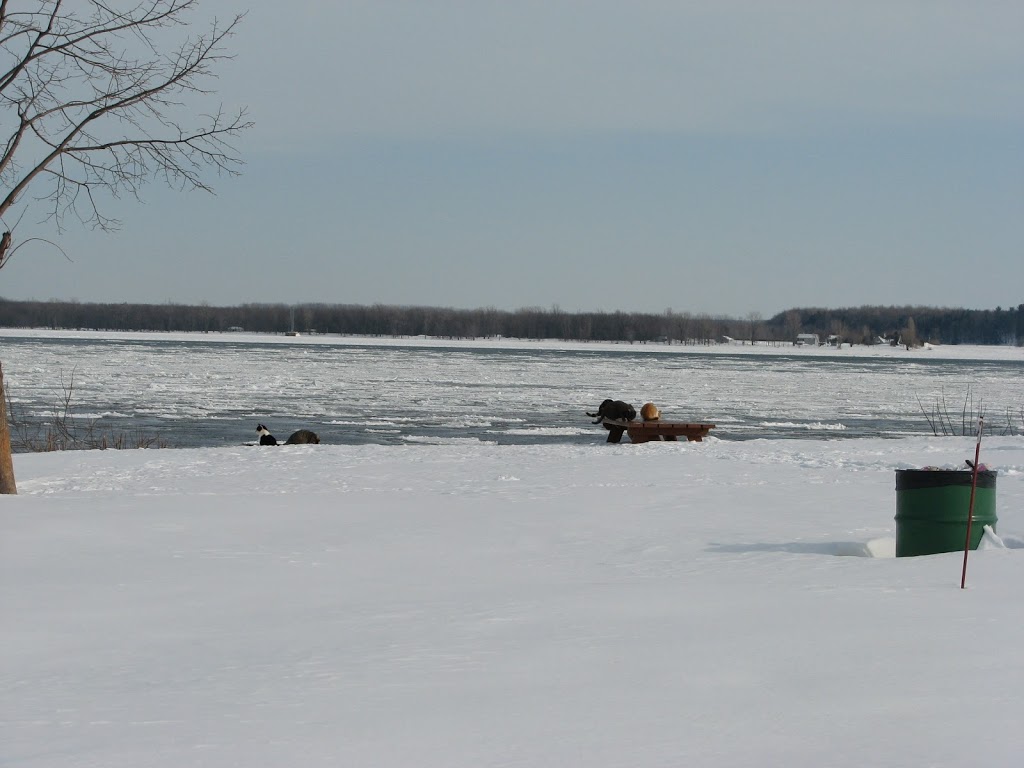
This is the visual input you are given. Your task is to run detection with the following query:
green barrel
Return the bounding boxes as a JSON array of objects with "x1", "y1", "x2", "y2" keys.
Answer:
[{"x1": 895, "y1": 469, "x2": 997, "y2": 557}]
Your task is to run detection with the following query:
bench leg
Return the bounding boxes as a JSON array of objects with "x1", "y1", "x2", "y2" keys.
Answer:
[
  {"x1": 606, "y1": 426, "x2": 625, "y2": 443},
  {"x1": 664, "y1": 434, "x2": 678, "y2": 441}
]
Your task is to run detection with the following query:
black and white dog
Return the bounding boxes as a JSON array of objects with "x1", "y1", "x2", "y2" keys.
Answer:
[
  {"x1": 586, "y1": 399, "x2": 637, "y2": 424},
  {"x1": 256, "y1": 423, "x2": 278, "y2": 445}
]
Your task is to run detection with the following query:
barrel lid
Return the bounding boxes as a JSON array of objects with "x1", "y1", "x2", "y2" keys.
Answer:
[{"x1": 896, "y1": 469, "x2": 997, "y2": 491}]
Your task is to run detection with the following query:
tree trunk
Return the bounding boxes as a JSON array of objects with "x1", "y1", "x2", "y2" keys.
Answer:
[{"x1": 0, "y1": 361, "x2": 17, "y2": 494}]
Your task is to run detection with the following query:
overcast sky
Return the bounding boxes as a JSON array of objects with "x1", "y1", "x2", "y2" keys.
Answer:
[{"x1": 2, "y1": 1, "x2": 1022, "y2": 317}]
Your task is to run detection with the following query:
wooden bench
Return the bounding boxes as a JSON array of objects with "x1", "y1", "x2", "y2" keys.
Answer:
[{"x1": 601, "y1": 419, "x2": 716, "y2": 444}]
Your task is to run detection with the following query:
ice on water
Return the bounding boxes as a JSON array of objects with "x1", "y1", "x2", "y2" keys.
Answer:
[{"x1": 2, "y1": 330, "x2": 1022, "y2": 448}]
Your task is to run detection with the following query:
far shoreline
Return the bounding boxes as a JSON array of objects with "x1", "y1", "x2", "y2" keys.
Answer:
[{"x1": 2, "y1": 327, "x2": 1022, "y2": 363}]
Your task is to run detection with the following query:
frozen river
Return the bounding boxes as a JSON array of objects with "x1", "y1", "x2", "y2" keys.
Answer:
[{"x1": 1, "y1": 330, "x2": 1022, "y2": 449}]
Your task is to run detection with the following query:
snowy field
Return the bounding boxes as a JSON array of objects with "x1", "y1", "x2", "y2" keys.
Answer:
[{"x1": 4, "y1": 434, "x2": 1024, "y2": 767}]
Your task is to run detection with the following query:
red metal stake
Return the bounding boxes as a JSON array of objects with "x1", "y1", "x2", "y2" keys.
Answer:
[{"x1": 960, "y1": 417, "x2": 984, "y2": 589}]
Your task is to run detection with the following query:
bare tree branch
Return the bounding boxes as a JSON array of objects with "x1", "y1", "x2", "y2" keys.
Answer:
[{"x1": 0, "y1": 0, "x2": 251, "y2": 239}]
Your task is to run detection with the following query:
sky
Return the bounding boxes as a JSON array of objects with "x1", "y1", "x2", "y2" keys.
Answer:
[{"x1": 1, "y1": 0, "x2": 1022, "y2": 318}]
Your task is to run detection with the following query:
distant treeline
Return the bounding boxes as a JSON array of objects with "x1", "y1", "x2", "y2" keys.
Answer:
[{"x1": 0, "y1": 298, "x2": 1021, "y2": 346}]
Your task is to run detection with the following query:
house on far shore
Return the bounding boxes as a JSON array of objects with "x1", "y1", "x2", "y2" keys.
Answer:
[{"x1": 795, "y1": 333, "x2": 820, "y2": 346}]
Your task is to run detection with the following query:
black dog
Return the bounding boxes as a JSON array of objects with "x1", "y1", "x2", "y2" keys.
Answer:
[
  {"x1": 285, "y1": 429, "x2": 320, "y2": 445},
  {"x1": 256, "y1": 423, "x2": 278, "y2": 445},
  {"x1": 586, "y1": 399, "x2": 637, "y2": 424}
]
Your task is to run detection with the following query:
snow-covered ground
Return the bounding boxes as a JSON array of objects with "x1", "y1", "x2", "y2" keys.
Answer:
[{"x1": 3, "y1": 435, "x2": 1023, "y2": 767}]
